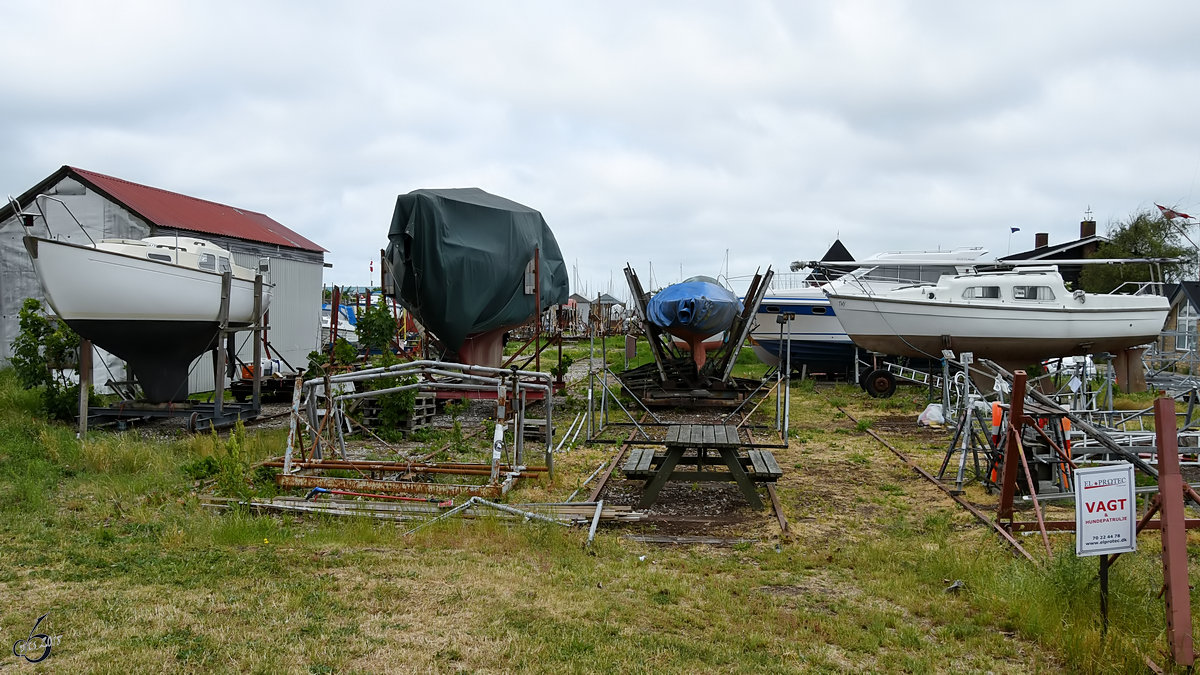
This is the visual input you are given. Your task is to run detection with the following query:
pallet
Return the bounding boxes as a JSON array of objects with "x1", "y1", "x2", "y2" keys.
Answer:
[
  {"x1": 522, "y1": 417, "x2": 552, "y2": 442},
  {"x1": 357, "y1": 393, "x2": 437, "y2": 435}
]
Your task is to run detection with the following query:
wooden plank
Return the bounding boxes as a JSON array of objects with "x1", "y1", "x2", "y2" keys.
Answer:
[
  {"x1": 761, "y1": 450, "x2": 783, "y2": 477},
  {"x1": 637, "y1": 449, "x2": 655, "y2": 472},
  {"x1": 718, "y1": 425, "x2": 736, "y2": 446},
  {"x1": 766, "y1": 484, "x2": 789, "y2": 533},
  {"x1": 665, "y1": 425, "x2": 682, "y2": 446},
  {"x1": 623, "y1": 449, "x2": 645, "y2": 473},
  {"x1": 703, "y1": 425, "x2": 716, "y2": 447},
  {"x1": 748, "y1": 450, "x2": 768, "y2": 475}
]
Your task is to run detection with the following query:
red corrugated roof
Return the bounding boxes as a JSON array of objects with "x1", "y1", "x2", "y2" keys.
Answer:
[{"x1": 69, "y1": 166, "x2": 326, "y2": 253}]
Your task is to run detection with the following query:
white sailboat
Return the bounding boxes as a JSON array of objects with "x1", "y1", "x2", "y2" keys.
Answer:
[{"x1": 23, "y1": 232, "x2": 271, "y2": 402}]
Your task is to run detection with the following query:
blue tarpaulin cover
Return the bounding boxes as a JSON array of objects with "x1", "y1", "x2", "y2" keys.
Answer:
[{"x1": 646, "y1": 276, "x2": 743, "y2": 338}]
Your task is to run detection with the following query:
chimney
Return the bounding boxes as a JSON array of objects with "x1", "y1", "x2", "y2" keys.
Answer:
[
  {"x1": 1035, "y1": 232, "x2": 1049, "y2": 248},
  {"x1": 1080, "y1": 219, "x2": 1096, "y2": 238}
]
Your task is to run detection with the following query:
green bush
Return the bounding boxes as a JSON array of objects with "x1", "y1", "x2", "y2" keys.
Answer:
[
  {"x1": 366, "y1": 352, "x2": 417, "y2": 442},
  {"x1": 356, "y1": 298, "x2": 400, "y2": 354},
  {"x1": 11, "y1": 298, "x2": 96, "y2": 420}
]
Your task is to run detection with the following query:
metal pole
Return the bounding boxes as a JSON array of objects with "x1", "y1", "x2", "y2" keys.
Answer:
[
  {"x1": 252, "y1": 275, "x2": 263, "y2": 413},
  {"x1": 534, "y1": 246, "x2": 541, "y2": 374},
  {"x1": 214, "y1": 271, "x2": 232, "y2": 425},
  {"x1": 776, "y1": 315, "x2": 785, "y2": 434},
  {"x1": 1099, "y1": 554, "x2": 1109, "y2": 636},
  {"x1": 589, "y1": 334, "x2": 595, "y2": 438},
  {"x1": 941, "y1": 358, "x2": 951, "y2": 424},
  {"x1": 1154, "y1": 396, "x2": 1196, "y2": 666},
  {"x1": 783, "y1": 312, "x2": 793, "y2": 442},
  {"x1": 587, "y1": 500, "x2": 604, "y2": 546}
]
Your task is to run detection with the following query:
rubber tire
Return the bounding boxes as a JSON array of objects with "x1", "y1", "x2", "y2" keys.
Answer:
[{"x1": 862, "y1": 369, "x2": 897, "y2": 399}]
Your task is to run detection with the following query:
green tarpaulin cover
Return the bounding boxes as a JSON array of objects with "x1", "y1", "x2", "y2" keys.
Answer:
[{"x1": 384, "y1": 188, "x2": 569, "y2": 352}]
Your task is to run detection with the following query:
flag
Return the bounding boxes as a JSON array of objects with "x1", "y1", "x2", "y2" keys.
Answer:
[
  {"x1": 1010, "y1": 227, "x2": 1020, "y2": 233},
  {"x1": 370, "y1": 260, "x2": 374, "y2": 273},
  {"x1": 1156, "y1": 204, "x2": 1193, "y2": 220}
]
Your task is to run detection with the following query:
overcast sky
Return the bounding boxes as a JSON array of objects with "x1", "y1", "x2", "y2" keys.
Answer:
[{"x1": 4, "y1": 1, "x2": 1199, "y2": 300}]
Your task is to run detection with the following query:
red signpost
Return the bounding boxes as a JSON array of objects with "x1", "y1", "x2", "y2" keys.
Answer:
[{"x1": 1153, "y1": 397, "x2": 1194, "y2": 667}]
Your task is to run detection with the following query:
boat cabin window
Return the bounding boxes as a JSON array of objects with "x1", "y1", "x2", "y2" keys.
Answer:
[
  {"x1": 811, "y1": 306, "x2": 828, "y2": 315},
  {"x1": 147, "y1": 252, "x2": 173, "y2": 263},
  {"x1": 962, "y1": 286, "x2": 1001, "y2": 299},
  {"x1": 763, "y1": 305, "x2": 780, "y2": 313},
  {"x1": 218, "y1": 257, "x2": 231, "y2": 274},
  {"x1": 198, "y1": 253, "x2": 216, "y2": 271},
  {"x1": 1013, "y1": 285, "x2": 1055, "y2": 301},
  {"x1": 861, "y1": 264, "x2": 959, "y2": 285}
]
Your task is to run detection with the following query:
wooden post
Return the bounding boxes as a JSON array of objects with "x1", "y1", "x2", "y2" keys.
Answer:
[
  {"x1": 77, "y1": 338, "x2": 92, "y2": 439},
  {"x1": 997, "y1": 370, "x2": 1027, "y2": 520}
]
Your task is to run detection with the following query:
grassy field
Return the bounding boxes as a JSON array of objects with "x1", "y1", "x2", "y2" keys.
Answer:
[{"x1": 0, "y1": 353, "x2": 1196, "y2": 673}]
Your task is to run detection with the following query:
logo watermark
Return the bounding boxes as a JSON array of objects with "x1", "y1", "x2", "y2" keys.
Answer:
[{"x1": 12, "y1": 613, "x2": 61, "y2": 664}]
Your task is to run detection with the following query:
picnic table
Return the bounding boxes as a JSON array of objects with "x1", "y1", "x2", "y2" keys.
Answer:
[{"x1": 622, "y1": 424, "x2": 781, "y2": 509}]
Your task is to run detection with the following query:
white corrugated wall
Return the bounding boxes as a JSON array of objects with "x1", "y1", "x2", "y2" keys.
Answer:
[{"x1": 185, "y1": 254, "x2": 323, "y2": 394}]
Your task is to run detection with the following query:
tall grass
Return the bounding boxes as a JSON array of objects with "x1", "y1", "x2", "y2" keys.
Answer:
[{"x1": 0, "y1": 368, "x2": 1194, "y2": 671}]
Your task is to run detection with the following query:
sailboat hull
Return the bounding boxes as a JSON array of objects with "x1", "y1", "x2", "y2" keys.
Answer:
[{"x1": 25, "y1": 235, "x2": 269, "y2": 402}]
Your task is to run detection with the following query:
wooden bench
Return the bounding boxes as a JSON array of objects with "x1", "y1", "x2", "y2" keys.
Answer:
[
  {"x1": 623, "y1": 448, "x2": 782, "y2": 482},
  {"x1": 747, "y1": 450, "x2": 783, "y2": 481},
  {"x1": 628, "y1": 424, "x2": 776, "y2": 509},
  {"x1": 622, "y1": 448, "x2": 658, "y2": 479}
]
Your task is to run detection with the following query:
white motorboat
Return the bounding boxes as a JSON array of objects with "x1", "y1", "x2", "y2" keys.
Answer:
[
  {"x1": 825, "y1": 266, "x2": 1169, "y2": 370},
  {"x1": 23, "y1": 233, "x2": 271, "y2": 402},
  {"x1": 748, "y1": 247, "x2": 988, "y2": 373}
]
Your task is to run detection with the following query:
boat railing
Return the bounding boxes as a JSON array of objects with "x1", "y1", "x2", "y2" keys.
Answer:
[
  {"x1": 27, "y1": 194, "x2": 98, "y2": 247},
  {"x1": 1109, "y1": 280, "x2": 1166, "y2": 296},
  {"x1": 767, "y1": 272, "x2": 825, "y2": 291}
]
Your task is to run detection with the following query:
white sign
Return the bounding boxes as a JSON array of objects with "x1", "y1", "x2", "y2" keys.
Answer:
[{"x1": 1074, "y1": 464, "x2": 1137, "y2": 556}]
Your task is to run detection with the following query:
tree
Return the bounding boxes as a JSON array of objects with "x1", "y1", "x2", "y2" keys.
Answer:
[
  {"x1": 11, "y1": 298, "x2": 93, "y2": 420},
  {"x1": 356, "y1": 298, "x2": 399, "y2": 354},
  {"x1": 1078, "y1": 210, "x2": 1194, "y2": 293}
]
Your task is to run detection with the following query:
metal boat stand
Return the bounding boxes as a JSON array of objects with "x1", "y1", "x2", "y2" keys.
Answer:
[{"x1": 613, "y1": 264, "x2": 773, "y2": 408}]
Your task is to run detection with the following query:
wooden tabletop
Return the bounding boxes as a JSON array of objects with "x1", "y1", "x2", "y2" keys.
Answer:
[{"x1": 664, "y1": 424, "x2": 742, "y2": 449}]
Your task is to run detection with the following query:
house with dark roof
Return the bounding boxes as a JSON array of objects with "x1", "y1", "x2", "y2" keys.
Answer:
[
  {"x1": 0, "y1": 166, "x2": 327, "y2": 394},
  {"x1": 999, "y1": 220, "x2": 1106, "y2": 287},
  {"x1": 1162, "y1": 281, "x2": 1200, "y2": 356}
]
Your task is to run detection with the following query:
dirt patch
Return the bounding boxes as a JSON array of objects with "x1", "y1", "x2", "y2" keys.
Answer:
[{"x1": 870, "y1": 413, "x2": 949, "y2": 440}]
